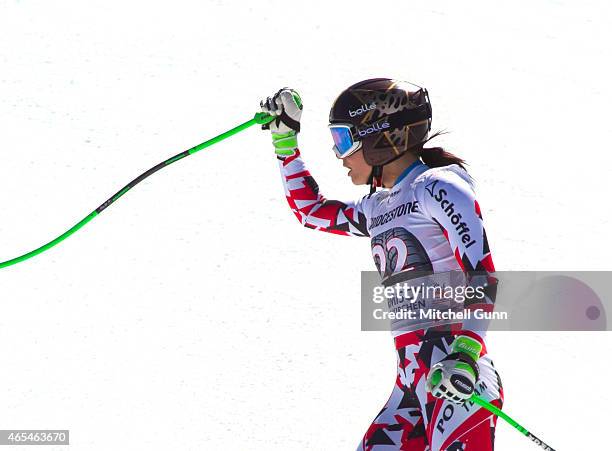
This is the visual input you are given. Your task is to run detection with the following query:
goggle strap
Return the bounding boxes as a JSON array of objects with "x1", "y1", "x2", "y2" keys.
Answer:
[
  {"x1": 383, "y1": 104, "x2": 431, "y2": 131},
  {"x1": 339, "y1": 103, "x2": 431, "y2": 140}
]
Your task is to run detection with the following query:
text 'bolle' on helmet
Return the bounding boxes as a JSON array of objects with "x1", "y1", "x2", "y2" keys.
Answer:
[{"x1": 328, "y1": 78, "x2": 432, "y2": 168}]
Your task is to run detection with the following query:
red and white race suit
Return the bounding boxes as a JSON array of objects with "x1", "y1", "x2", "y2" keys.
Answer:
[{"x1": 277, "y1": 149, "x2": 503, "y2": 450}]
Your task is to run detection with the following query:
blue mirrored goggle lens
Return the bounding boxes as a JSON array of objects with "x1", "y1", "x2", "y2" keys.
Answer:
[{"x1": 329, "y1": 126, "x2": 355, "y2": 156}]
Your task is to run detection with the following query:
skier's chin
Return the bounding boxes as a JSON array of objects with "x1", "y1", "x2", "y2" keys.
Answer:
[{"x1": 347, "y1": 171, "x2": 369, "y2": 186}]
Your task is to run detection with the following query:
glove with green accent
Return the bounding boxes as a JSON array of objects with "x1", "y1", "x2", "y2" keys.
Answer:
[
  {"x1": 426, "y1": 335, "x2": 482, "y2": 404},
  {"x1": 259, "y1": 87, "x2": 303, "y2": 156}
]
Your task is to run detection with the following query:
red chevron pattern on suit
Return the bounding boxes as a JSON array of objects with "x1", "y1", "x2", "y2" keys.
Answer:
[{"x1": 276, "y1": 149, "x2": 502, "y2": 450}]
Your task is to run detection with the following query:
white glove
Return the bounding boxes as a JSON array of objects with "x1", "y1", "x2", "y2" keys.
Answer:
[
  {"x1": 260, "y1": 87, "x2": 303, "y2": 155},
  {"x1": 426, "y1": 335, "x2": 482, "y2": 404}
]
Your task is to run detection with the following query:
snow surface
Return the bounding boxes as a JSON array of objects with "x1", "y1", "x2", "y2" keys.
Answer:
[{"x1": 1, "y1": 1, "x2": 611, "y2": 449}]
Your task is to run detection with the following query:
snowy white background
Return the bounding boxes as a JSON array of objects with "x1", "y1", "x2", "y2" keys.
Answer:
[{"x1": 1, "y1": 0, "x2": 611, "y2": 449}]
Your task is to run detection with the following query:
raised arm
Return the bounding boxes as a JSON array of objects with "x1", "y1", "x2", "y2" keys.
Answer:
[{"x1": 261, "y1": 88, "x2": 370, "y2": 237}]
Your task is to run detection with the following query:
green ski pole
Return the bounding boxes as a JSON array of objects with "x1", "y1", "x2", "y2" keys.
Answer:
[
  {"x1": 471, "y1": 394, "x2": 556, "y2": 450},
  {"x1": 0, "y1": 112, "x2": 275, "y2": 269}
]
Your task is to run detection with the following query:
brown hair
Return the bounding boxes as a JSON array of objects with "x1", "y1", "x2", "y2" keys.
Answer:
[{"x1": 413, "y1": 131, "x2": 466, "y2": 170}]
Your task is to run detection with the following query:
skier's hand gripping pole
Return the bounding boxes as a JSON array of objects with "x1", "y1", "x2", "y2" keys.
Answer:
[
  {"x1": 259, "y1": 87, "x2": 303, "y2": 156},
  {"x1": 426, "y1": 336, "x2": 556, "y2": 449}
]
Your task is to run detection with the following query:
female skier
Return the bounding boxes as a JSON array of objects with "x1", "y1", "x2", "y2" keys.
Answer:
[{"x1": 260, "y1": 79, "x2": 503, "y2": 450}]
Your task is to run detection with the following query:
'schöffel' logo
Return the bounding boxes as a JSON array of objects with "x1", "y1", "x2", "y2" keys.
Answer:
[
  {"x1": 425, "y1": 180, "x2": 477, "y2": 249},
  {"x1": 349, "y1": 102, "x2": 376, "y2": 117},
  {"x1": 357, "y1": 121, "x2": 390, "y2": 137}
]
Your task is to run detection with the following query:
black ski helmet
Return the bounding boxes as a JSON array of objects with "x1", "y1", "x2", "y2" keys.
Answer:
[{"x1": 329, "y1": 78, "x2": 432, "y2": 191}]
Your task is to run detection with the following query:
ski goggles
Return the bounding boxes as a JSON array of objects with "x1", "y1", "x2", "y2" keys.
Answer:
[
  {"x1": 328, "y1": 123, "x2": 362, "y2": 158},
  {"x1": 328, "y1": 100, "x2": 432, "y2": 159}
]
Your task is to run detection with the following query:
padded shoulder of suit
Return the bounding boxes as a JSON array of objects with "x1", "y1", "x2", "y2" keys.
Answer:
[{"x1": 412, "y1": 163, "x2": 475, "y2": 191}]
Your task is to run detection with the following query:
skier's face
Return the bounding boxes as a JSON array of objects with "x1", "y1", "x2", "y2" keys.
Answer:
[{"x1": 342, "y1": 149, "x2": 372, "y2": 185}]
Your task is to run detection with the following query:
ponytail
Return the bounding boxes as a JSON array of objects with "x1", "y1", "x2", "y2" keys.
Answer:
[{"x1": 415, "y1": 131, "x2": 466, "y2": 170}]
